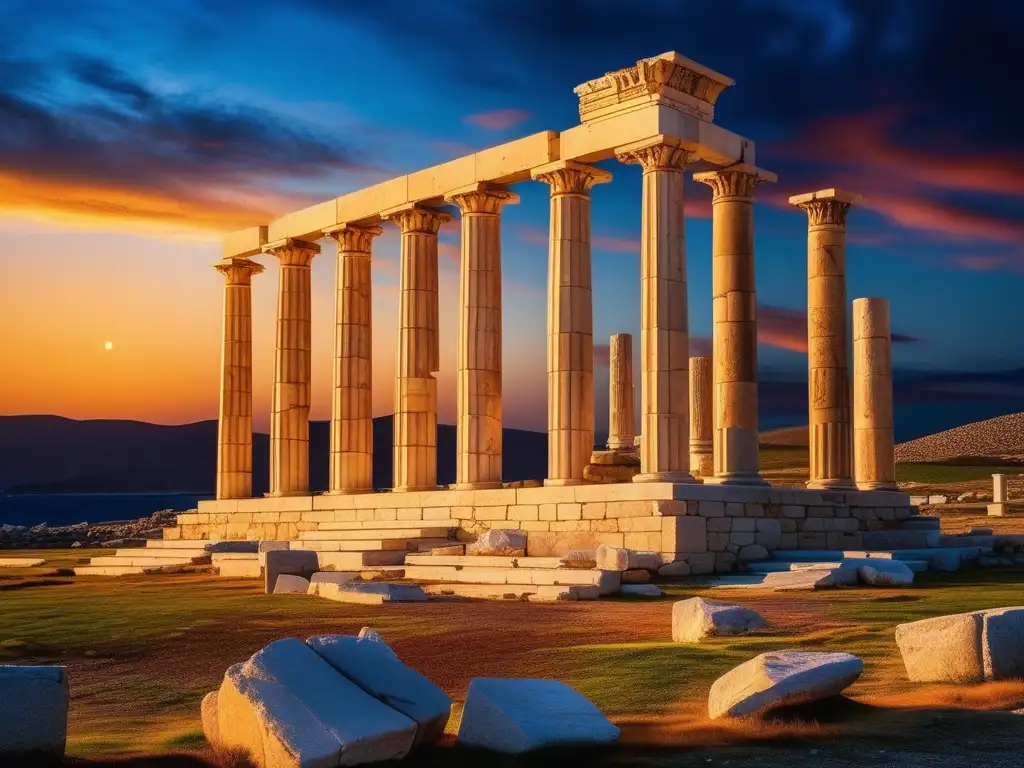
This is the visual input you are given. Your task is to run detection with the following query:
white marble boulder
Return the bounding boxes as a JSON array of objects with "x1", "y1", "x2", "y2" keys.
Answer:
[
  {"x1": 855, "y1": 559, "x2": 914, "y2": 586},
  {"x1": 596, "y1": 544, "x2": 661, "y2": 572},
  {"x1": 307, "y1": 634, "x2": 451, "y2": 745},
  {"x1": 0, "y1": 665, "x2": 68, "y2": 762},
  {"x1": 263, "y1": 550, "x2": 319, "y2": 595},
  {"x1": 672, "y1": 598, "x2": 766, "y2": 643},
  {"x1": 273, "y1": 574, "x2": 311, "y2": 595},
  {"x1": 211, "y1": 638, "x2": 417, "y2": 767},
  {"x1": 457, "y1": 678, "x2": 619, "y2": 754},
  {"x1": 467, "y1": 530, "x2": 527, "y2": 556},
  {"x1": 708, "y1": 651, "x2": 864, "y2": 719},
  {"x1": 895, "y1": 606, "x2": 1024, "y2": 683}
]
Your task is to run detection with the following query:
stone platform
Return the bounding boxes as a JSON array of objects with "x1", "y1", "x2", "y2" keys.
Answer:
[{"x1": 172, "y1": 484, "x2": 912, "y2": 574}]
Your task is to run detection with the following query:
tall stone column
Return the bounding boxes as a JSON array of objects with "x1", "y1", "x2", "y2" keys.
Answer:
[
  {"x1": 445, "y1": 184, "x2": 519, "y2": 489},
  {"x1": 616, "y1": 138, "x2": 694, "y2": 483},
  {"x1": 607, "y1": 333, "x2": 636, "y2": 451},
  {"x1": 325, "y1": 224, "x2": 382, "y2": 494},
  {"x1": 531, "y1": 161, "x2": 611, "y2": 485},
  {"x1": 695, "y1": 165, "x2": 774, "y2": 485},
  {"x1": 790, "y1": 189, "x2": 862, "y2": 490},
  {"x1": 383, "y1": 205, "x2": 451, "y2": 492},
  {"x1": 215, "y1": 257, "x2": 263, "y2": 499},
  {"x1": 688, "y1": 356, "x2": 713, "y2": 479},
  {"x1": 853, "y1": 298, "x2": 896, "y2": 490},
  {"x1": 263, "y1": 238, "x2": 319, "y2": 496}
]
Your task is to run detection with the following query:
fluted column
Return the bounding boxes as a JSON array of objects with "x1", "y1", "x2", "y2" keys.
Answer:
[
  {"x1": 607, "y1": 333, "x2": 636, "y2": 451},
  {"x1": 532, "y1": 161, "x2": 611, "y2": 486},
  {"x1": 325, "y1": 224, "x2": 382, "y2": 494},
  {"x1": 688, "y1": 356, "x2": 713, "y2": 480},
  {"x1": 215, "y1": 257, "x2": 263, "y2": 499},
  {"x1": 790, "y1": 189, "x2": 862, "y2": 490},
  {"x1": 384, "y1": 205, "x2": 451, "y2": 492},
  {"x1": 694, "y1": 165, "x2": 774, "y2": 485},
  {"x1": 445, "y1": 184, "x2": 519, "y2": 489},
  {"x1": 616, "y1": 139, "x2": 694, "y2": 483},
  {"x1": 263, "y1": 239, "x2": 319, "y2": 496},
  {"x1": 853, "y1": 298, "x2": 896, "y2": 490}
]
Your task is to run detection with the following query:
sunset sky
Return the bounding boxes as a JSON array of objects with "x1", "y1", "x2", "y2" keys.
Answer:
[{"x1": 1, "y1": 0, "x2": 1022, "y2": 434}]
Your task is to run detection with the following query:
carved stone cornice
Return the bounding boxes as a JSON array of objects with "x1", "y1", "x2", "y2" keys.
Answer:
[
  {"x1": 262, "y1": 238, "x2": 320, "y2": 267},
  {"x1": 693, "y1": 164, "x2": 776, "y2": 201},
  {"x1": 795, "y1": 199, "x2": 852, "y2": 229},
  {"x1": 616, "y1": 143, "x2": 692, "y2": 174},
  {"x1": 383, "y1": 205, "x2": 451, "y2": 235},
  {"x1": 215, "y1": 257, "x2": 264, "y2": 286},
  {"x1": 445, "y1": 185, "x2": 520, "y2": 216},
  {"x1": 531, "y1": 160, "x2": 613, "y2": 196},
  {"x1": 327, "y1": 224, "x2": 383, "y2": 254}
]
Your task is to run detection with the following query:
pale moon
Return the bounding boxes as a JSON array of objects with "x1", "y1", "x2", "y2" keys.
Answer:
[{"x1": 104, "y1": 341, "x2": 113, "y2": 351}]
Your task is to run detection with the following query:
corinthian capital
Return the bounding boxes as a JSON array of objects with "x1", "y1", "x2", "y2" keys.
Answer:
[
  {"x1": 531, "y1": 160, "x2": 612, "y2": 196},
  {"x1": 326, "y1": 224, "x2": 383, "y2": 254},
  {"x1": 789, "y1": 188, "x2": 863, "y2": 229},
  {"x1": 215, "y1": 257, "x2": 264, "y2": 285},
  {"x1": 615, "y1": 136, "x2": 692, "y2": 173},
  {"x1": 445, "y1": 183, "x2": 520, "y2": 215},
  {"x1": 693, "y1": 164, "x2": 777, "y2": 201},
  {"x1": 262, "y1": 238, "x2": 321, "y2": 267},
  {"x1": 382, "y1": 204, "x2": 452, "y2": 234}
]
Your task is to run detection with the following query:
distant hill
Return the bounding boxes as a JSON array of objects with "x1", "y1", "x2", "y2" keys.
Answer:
[
  {"x1": 760, "y1": 425, "x2": 808, "y2": 447},
  {"x1": 894, "y1": 412, "x2": 1024, "y2": 462},
  {"x1": 0, "y1": 415, "x2": 549, "y2": 494}
]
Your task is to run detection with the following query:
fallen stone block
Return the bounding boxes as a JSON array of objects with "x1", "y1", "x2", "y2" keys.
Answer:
[
  {"x1": 559, "y1": 549, "x2": 597, "y2": 569},
  {"x1": 672, "y1": 597, "x2": 766, "y2": 643},
  {"x1": 273, "y1": 574, "x2": 311, "y2": 595},
  {"x1": 658, "y1": 560, "x2": 691, "y2": 577},
  {"x1": 596, "y1": 545, "x2": 661, "y2": 572},
  {"x1": 708, "y1": 650, "x2": 864, "y2": 719},
  {"x1": 621, "y1": 569, "x2": 651, "y2": 584},
  {"x1": 929, "y1": 550, "x2": 962, "y2": 572},
  {"x1": 457, "y1": 678, "x2": 619, "y2": 754},
  {"x1": 760, "y1": 567, "x2": 848, "y2": 591},
  {"x1": 426, "y1": 544, "x2": 465, "y2": 556},
  {"x1": 619, "y1": 584, "x2": 663, "y2": 597},
  {"x1": 307, "y1": 633, "x2": 451, "y2": 746},
  {"x1": 206, "y1": 541, "x2": 259, "y2": 553},
  {"x1": 980, "y1": 607, "x2": 1024, "y2": 681},
  {"x1": 0, "y1": 665, "x2": 68, "y2": 762},
  {"x1": 258, "y1": 541, "x2": 291, "y2": 567},
  {"x1": 216, "y1": 638, "x2": 416, "y2": 766},
  {"x1": 317, "y1": 582, "x2": 428, "y2": 605},
  {"x1": 855, "y1": 559, "x2": 915, "y2": 587},
  {"x1": 307, "y1": 572, "x2": 359, "y2": 595},
  {"x1": 264, "y1": 550, "x2": 318, "y2": 595},
  {"x1": 201, "y1": 691, "x2": 220, "y2": 754},
  {"x1": 532, "y1": 585, "x2": 600, "y2": 601},
  {"x1": 467, "y1": 530, "x2": 527, "y2": 556}
]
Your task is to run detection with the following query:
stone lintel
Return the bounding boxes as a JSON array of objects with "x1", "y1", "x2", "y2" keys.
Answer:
[
  {"x1": 693, "y1": 163, "x2": 777, "y2": 185},
  {"x1": 222, "y1": 225, "x2": 268, "y2": 259},
  {"x1": 788, "y1": 188, "x2": 864, "y2": 207}
]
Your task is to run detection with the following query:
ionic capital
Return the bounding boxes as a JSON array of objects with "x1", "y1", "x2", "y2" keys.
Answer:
[
  {"x1": 615, "y1": 136, "x2": 692, "y2": 173},
  {"x1": 382, "y1": 204, "x2": 452, "y2": 234},
  {"x1": 789, "y1": 188, "x2": 863, "y2": 229},
  {"x1": 262, "y1": 237, "x2": 321, "y2": 267},
  {"x1": 444, "y1": 183, "x2": 520, "y2": 216},
  {"x1": 531, "y1": 160, "x2": 612, "y2": 196},
  {"x1": 326, "y1": 224, "x2": 383, "y2": 254},
  {"x1": 693, "y1": 164, "x2": 777, "y2": 202},
  {"x1": 215, "y1": 257, "x2": 264, "y2": 286}
]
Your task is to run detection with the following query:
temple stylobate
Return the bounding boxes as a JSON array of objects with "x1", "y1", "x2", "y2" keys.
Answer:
[{"x1": 198, "y1": 51, "x2": 905, "y2": 570}]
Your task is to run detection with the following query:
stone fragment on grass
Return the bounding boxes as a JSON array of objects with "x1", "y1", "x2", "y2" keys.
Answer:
[
  {"x1": 457, "y1": 678, "x2": 619, "y2": 754},
  {"x1": 273, "y1": 574, "x2": 311, "y2": 595},
  {"x1": 761, "y1": 567, "x2": 845, "y2": 591},
  {"x1": 467, "y1": 530, "x2": 527, "y2": 556},
  {"x1": 307, "y1": 572, "x2": 359, "y2": 595},
  {"x1": 0, "y1": 665, "x2": 68, "y2": 761},
  {"x1": 263, "y1": 550, "x2": 318, "y2": 595},
  {"x1": 857, "y1": 559, "x2": 914, "y2": 586},
  {"x1": 317, "y1": 582, "x2": 428, "y2": 605},
  {"x1": 672, "y1": 597, "x2": 766, "y2": 643},
  {"x1": 708, "y1": 650, "x2": 864, "y2": 719}
]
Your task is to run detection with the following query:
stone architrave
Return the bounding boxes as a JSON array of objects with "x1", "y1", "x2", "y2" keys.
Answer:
[
  {"x1": 324, "y1": 224, "x2": 382, "y2": 495},
  {"x1": 383, "y1": 205, "x2": 452, "y2": 492},
  {"x1": 852, "y1": 297, "x2": 896, "y2": 490},
  {"x1": 263, "y1": 238, "x2": 320, "y2": 496},
  {"x1": 694, "y1": 165, "x2": 775, "y2": 485},
  {"x1": 789, "y1": 189, "x2": 862, "y2": 490},
  {"x1": 531, "y1": 161, "x2": 612, "y2": 485},
  {"x1": 445, "y1": 184, "x2": 519, "y2": 489},
  {"x1": 215, "y1": 257, "x2": 263, "y2": 500},
  {"x1": 688, "y1": 356, "x2": 713, "y2": 479},
  {"x1": 607, "y1": 334, "x2": 636, "y2": 451},
  {"x1": 616, "y1": 136, "x2": 695, "y2": 483}
]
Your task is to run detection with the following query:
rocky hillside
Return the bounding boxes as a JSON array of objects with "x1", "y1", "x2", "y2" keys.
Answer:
[
  {"x1": 760, "y1": 426, "x2": 809, "y2": 447},
  {"x1": 895, "y1": 412, "x2": 1024, "y2": 462}
]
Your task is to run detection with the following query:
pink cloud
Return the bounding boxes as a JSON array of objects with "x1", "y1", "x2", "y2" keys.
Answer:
[
  {"x1": 437, "y1": 242, "x2": 460, "y2": 264},
  {"x1": 592, "y1": 235, "x2": 639, "y2": 254},
  {"x1": 594, "y1": 344, "x2": 610, "y2": 366},
  {"x1": 464, "y1": 109, "x2": 532, "y2": 131}
]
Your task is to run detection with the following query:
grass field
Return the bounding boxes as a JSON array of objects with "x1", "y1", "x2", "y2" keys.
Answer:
[{"x1": 2, "y1": 553, "x2": 1024, "y2": 766}]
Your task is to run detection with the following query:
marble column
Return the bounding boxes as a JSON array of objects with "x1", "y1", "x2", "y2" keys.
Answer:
[
  {"x1": 531, "y1": 161, "x2": 611, "y2": 485},
  {"x1": 445, "y1": 184, "x2": 519, "y2": 489},
  {"x1": 688, "y1": 356, "x2": 714, "y2": 479},
  {"x1": 853, "y1": 298, "x2": 896, "y2": 490},
  {"x1": 384, "y1": 205, "x2": 451, "y2": 492},
  {"x1": 616, "y1": 139, "x2": 694, "y2": 483},
  {"x1": 789, "y1": 189, "x2": 862, "y2": 490},
  {"x1": 694, "y1": 165, "x2": 775, "y2": 485},
  {"x1": 263, "y1": 238, "x2": 319, "y2": 496},
  {"x1": 325, "y1": 224, "x2": 382, "y2": 494},
  {"x1": 607, "y1": 333, "x2": 636, "y2": 451},
  {"x1": 215, "y1": 257, "x2": 263, "y2": 499}
]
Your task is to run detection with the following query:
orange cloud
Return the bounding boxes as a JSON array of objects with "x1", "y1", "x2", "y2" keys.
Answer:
[{"x1": 463, "y1": 109, "x2": 532, "y2": 131}]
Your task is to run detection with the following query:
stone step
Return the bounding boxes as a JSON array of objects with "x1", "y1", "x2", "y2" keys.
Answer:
[
  {"x1": 862, "y1": 530, "x2": 940, "y2": 549},
  {"x1": 73, "y1": 564, "x2": 190, "y2": 576},
  {"x1": 315, "y1": 550, "x2": 408, "y2": 570},
  {"x1": 316, "y1": 520, "x2": 460, "y2": 531},
  {"x1": 300, "y1": 527, "x2": 455, "y2": 541},
  {"x1": 210, "y1": 552, "x2": 259, "y2": 563},
  {"x1": 900, "y1": 517, "x2": 941, "y2": 531},
  {"x1": 422, "y1": 583, "x2": 540, "y2": 600},
  {"x1": 404, "y1": 555, "x2": 565, "y2": 569},
  {"x1": 750, "y1": 558, "x2": 931, "y2": 574},
  {"x1": 90, "y1": 556, "x2": 210, "y2": 567},
  {"x1": 401, "y1": 564, "x2": 611, "y2": 588},
  {"x1": 146, "y1": 539, "x2": 217, "y2": 549},
  {"x1": 706, "y1": 574, "x2": 768, "y2": 588},
  {"x1": 217, "y1": 559, "x2": 263, "y2": 578},
  {"x1": 291, "y1": 539, "x2": 413, "y2": 552},
  {"x1": 109, "y1": 548, "x2": 210, "y2": 559}
]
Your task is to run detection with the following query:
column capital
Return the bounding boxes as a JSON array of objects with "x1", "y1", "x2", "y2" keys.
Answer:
[
  {"x1": 444, "y1": 183, "x2": 520, "y2": 215},
  {"x1": 615, "y1": 135, "x2": 693, "y2": 173},
  {"x1": 262, "y1": 237, "x2": 320, "y2": 266},
  {"x1": 382, "y1": 204, "x2": 451, "y2": 234},
  {"x1": 325, "y1": 223, "x2": 383, "y2": 254},
  {"x1": 531, "y1": 160, "x2": 612, "y2": 196},
  {"x1": 214, "y1": 257, "x2": 264, "y2": 285},
  {"x1": 789, "y1": 188, "x2": 863, "y2": 229},
  {"x1": 693, "y1": 163, "x2": 777, "y2": 201}
]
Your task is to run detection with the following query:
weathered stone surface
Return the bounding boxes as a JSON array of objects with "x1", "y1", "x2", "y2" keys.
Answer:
[
  {"x1": 672, "y1": 598, "x2": 766, "y2": 643},
  {"x1": 457, "y1": 678, "x2": 619, "y2": 754},
  {"x1": 0, "y1": 665, "x2": 68, "y2": 761},
  {"x1": 427, "y1": 545, "x2": 465, "y2": 556},
  {"x1": 307, "y1": 634, "x2": 451, "y2": 746},
  {"x1": 559, "y1": 549, "x2": 597, "y2": 569},
  {"x1": 317, "y1": 582, "x2": 429, "y2": 605},
  {"x1": 619, "y1": 584, "x2": 664, "y2": 597},
  {"x1": 207, "y1": 541, "x2": 259, "y2": 553},
  {"x1": 856, "y1": 559, "x2": 914, "y2": 586},
  {"x1": 216, "y1": 638, "x2": 416, "y2": 766},
  {"x1": 980, "y1": 607, "x2": 1024, "y2": 681},
  {"x1": 708, "y1": 651, "x2": 864, "y2": 719},
  {"x1": 737, "y1": 545, "x2": 769, "y2": 562},
  {"x1": 658, "y1": 560, "x2": 692, "y2": 577},
  {"x1": 468, "y1": 530, "x2": 527, "y2": 556},
  {"x1": 595, "y1": 544, "x2": 660, "y2": 572},
  {"x1": 308, "y1": 572, "x2": 359, "y2": 593},
  {"x1": 895, "y1": 613, "x2": 984, "y2": 683},
  {"x1": 760, "y1": 568, "x2": 844, "y2": 591},
  {"x1": 264, "y1": 550, "x2": 318, "y2": 595},
  {"x1": 273, "y1": 574, "x2": 311, "y2": 595},
  {"x1": 201, "y1": 691, "x2": 220, "y2": 754},
  {"x1": 621, "y1": 569, "x2": 651, "y2": 584},
  {"x1": 0, "y1": 558, "x2": 45, "y2": 567}
]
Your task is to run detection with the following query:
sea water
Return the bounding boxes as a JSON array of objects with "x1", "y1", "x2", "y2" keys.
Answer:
[{"x1": 0, "y1": 493, "x2": 212, "y2": 527}]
